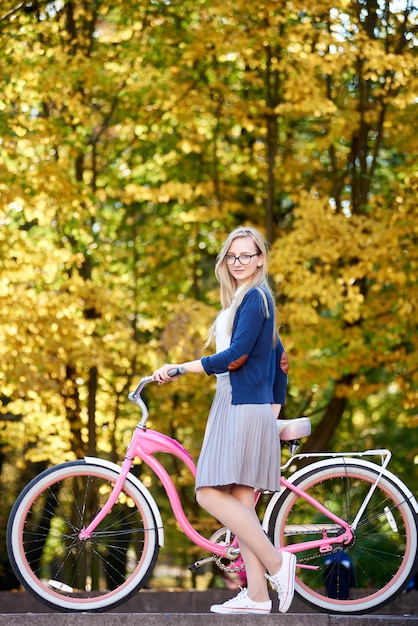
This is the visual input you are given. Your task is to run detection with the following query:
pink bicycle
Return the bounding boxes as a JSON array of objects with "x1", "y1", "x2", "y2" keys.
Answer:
[{"x1": 7, "y1": 368, "x2": 418, "y2": 613}]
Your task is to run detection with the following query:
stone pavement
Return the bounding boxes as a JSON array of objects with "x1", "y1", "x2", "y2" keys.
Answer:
[{"x1": 0, "y1": 614, "x2": 417, "y2": 626}]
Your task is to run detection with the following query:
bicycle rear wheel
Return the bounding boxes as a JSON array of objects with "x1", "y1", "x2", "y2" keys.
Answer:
[
  {"x1": 7, "y1": 460, "x2": 160, "y2": 612},
  {"x1": 267, "y1": 459, "x2": 418, "y2": 614}
]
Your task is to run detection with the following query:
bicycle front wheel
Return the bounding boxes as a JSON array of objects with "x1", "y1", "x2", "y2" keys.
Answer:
[
  {"x1": 268, "y1": 460, "x2": 418, "y2": 614},
  {"x1": 7, "y1": 460, "x2": 160, "y2": 612}
]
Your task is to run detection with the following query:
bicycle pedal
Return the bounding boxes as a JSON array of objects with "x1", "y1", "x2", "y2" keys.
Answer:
[{"x1": 189, "y1": 555, "x2": 215, "y2": 572}]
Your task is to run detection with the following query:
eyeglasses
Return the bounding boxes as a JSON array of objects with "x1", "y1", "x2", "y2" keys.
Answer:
[{"x1": 224, "y1": 253, "x2": 260, "y2": 266}]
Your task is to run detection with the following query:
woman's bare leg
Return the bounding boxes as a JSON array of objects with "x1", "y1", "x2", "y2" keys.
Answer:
[
  {"x1": 228, "y1": 485, "x2": 271, "y2": 602},
  {"x1": 196, "y1": 485, "x2": 283, "y2": 601}
]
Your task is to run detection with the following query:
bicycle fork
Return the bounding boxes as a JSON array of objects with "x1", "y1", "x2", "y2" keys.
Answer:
[{"x1": 78, "y1": 456, "x2": 134, "y2": 541}]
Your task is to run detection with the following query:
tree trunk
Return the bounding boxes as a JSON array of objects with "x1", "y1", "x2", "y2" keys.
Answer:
[
  {"x1": 64, "y1": 365, "x2": 85, "y2": 458},
  {"x1": 264, "y1": 45, "x2": 280, "y2": 242},
  {"x1": 301, "y1": 374, "x2": 355, "y2": 454},
  {"x1": 87, "y1": 366, "x2": 98, "y2": 457}
]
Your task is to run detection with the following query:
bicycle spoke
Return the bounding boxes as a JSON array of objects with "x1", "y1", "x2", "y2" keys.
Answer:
[
  {"x1": 7, "y1": 461, "x2": 160, "y2": 611},
  {"x1": 269, "y1": 461, "x2": 418, "y2": 614}
]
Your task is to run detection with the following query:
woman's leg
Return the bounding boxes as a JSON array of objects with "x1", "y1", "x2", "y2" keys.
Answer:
[
  {"x1": 196, "y1": 485, "x2": 283, "y2": 601},
  {"x1": 227, "y1": 485, "x2": 272, "y2": 602}
]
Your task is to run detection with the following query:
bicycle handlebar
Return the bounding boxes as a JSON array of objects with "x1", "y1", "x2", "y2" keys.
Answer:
[
  {"x1": 168, "y1": 366, "x2": 187, "y2": 378},
  {"x1": 128, "y1": 366, "x2": 186, "y2": 426}
]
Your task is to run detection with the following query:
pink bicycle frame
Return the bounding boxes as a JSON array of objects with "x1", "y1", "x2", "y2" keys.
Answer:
[{"x1": 79, "y1": 423, "x2": 354, "y2": 563}]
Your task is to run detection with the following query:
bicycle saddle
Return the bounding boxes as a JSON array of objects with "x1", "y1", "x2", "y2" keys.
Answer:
[{"x1": 277, "y1": 417, "x2": 311, "y2": 441}]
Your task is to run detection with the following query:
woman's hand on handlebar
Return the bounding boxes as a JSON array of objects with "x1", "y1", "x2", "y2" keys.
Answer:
[
  {"x1": 152, "y1": 364, "x2": 182, "y2": 384},
  {"x1": 152, "y1": 359, "x2": 204, "y2": 383}
]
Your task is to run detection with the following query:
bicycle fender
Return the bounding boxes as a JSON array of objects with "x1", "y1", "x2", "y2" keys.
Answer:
[
  {"x1": 261, "y1": 456, "x2": 418, "y2": 536},
  {"x1": 84, "y1": 456, "x2": 165, "y2": 546}
]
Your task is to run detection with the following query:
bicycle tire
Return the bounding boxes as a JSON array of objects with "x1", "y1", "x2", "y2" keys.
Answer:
[
  {"x1": 7, "y1": 460, "x2": 160, "y2": 612},
  {"x1": 267, "y1": 459, "x2": 418, "y2": 614}
]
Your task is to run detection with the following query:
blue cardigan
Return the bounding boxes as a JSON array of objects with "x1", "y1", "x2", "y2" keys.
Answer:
[{"x1": 201, "y1": 287, "x2": 288, "y2": 405}]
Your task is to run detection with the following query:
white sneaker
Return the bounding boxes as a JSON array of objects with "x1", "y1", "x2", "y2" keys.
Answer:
[
  {"x1": 210, "y1": 587, "x2": 272, "y2": 614},
  {"x1": 265, "y1": 551, "x2": 296, "y2": 613}
]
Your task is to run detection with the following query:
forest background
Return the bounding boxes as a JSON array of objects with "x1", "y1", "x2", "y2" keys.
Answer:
[{"x1": 0, "y1": 0, "x2": 416, "y2": 590}]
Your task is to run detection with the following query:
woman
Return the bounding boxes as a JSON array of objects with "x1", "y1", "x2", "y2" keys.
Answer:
[{"x1": 152, "y1": 226, "x2": 296, "y2": 615}]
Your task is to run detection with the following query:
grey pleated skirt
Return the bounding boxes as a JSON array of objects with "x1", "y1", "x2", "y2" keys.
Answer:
[{"x1": 195, "y1": 375, "x2": 281, "y2": 492}]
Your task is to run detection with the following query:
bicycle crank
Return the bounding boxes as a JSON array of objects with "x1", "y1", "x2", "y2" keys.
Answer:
[{"x1": 189, "y1": 527, "x2": 244, "y2": 574}]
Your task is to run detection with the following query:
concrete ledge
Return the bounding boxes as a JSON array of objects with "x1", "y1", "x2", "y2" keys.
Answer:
[
  {"x1": 2, "y1": 589, "x2": 417, "y2": 615},
  {"x1": 0, "y1": 614, "x2": 417, "y2": 626},
  {"x1": 0, "y1": 590, "x2": 417, "y2": 624}
]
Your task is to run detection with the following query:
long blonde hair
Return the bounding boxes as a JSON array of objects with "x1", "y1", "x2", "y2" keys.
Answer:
[{"x1": 206, "y1": 226, "x2": 277, "y2": 346}]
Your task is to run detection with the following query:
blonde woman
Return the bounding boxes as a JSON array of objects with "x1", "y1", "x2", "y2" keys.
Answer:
[{"x1": 153, "y1": 226, "x2": 295, "y2": 614}]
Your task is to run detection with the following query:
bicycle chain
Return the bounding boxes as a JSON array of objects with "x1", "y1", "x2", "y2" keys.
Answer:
[
  {"x1": 212, "y1": 554, "x2": 245, "y2": 573},
  {"x1": 212, "y1": 549, "x2": 322, "y2": 572},
  {"x1": 296, "y1": 544, "x2": 352, "y2": 566},
  {"x1": 209, "y1": 527, "x2": 245, "y2": 574},
  {"x1": 213, "y1": 547, "x2": 349, "y2": 572},
  {"x1": 210, "y1": 522, "x2": 349, "y2": 573}
]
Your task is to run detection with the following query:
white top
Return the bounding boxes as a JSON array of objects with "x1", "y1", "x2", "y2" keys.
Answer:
[
  {"x1": 214, "y1": 286, "x2": 245, "y2": 379},
  {"x1": 215, "y1": 306, "x2": 232, "y2": 353}
]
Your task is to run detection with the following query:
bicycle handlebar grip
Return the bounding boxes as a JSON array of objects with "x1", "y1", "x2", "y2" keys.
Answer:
[{"x1": 167, "y1": 366, "x2": 187, "y2": 378}]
